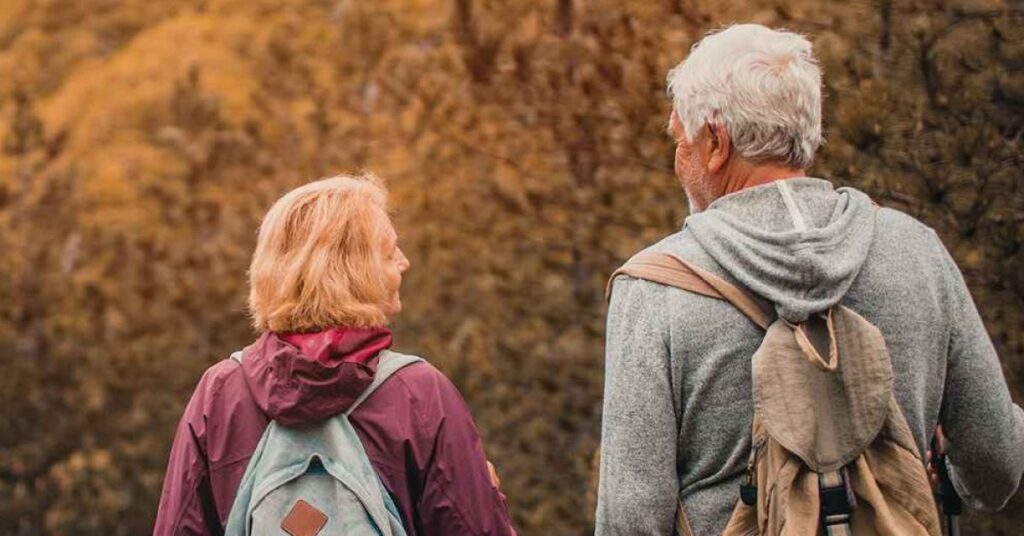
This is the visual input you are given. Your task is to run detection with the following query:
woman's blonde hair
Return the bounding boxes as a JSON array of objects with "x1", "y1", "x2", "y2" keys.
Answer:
[{"x1": 248, "y1": 174, "x2": 392, "y2": 332}]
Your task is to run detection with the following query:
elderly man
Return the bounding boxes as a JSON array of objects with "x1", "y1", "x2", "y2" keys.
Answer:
[{"x1": 597, "y1": 24, "x2": 1024, "y2": 535}]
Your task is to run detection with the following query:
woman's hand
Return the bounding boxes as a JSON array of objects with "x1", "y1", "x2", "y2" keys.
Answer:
[{"x1": 487, "y1": 461, "x2": 501, "y2": 488}]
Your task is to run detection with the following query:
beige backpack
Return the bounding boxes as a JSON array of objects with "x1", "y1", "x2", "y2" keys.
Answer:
[{"x1": 607, "y1": 251, "x2": 944, "y2": 536}]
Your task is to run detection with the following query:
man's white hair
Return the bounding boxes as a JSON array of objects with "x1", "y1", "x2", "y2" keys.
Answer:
[{"x1": 667, "y1": 24, "x2": 822, "y2": 169}]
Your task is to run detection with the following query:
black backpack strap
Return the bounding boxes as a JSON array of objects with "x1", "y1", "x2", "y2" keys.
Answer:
[
  {"x1": 931, "y1": 434, "x2": 963, "y2": 536},
  {"x1": 819, "y1": 468, "x2": 856, "y2": 536}
]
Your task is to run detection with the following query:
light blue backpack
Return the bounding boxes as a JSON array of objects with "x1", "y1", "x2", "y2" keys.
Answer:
[{"x1": 224, "y1": 350, "x2": 422, "y2": 536}]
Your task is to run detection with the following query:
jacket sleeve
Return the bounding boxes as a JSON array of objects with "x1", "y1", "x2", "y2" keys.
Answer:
[
  {"x1": 153, "y1": 377, "x2": 221, "y2": 536},
  {"x1": 936, "y1": 236, "x2": 1024, "y2": 511},
  {"x1": 596, "y1": 276, "x2": 679, "y2": 536},
  {"x1": 416, "y1": 371, "x2": 517, "y2": 536}
]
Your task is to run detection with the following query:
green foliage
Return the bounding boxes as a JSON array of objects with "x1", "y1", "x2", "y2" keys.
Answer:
[{"x1": 0, "y1": 0, "x2": 1020, "y2": 534}]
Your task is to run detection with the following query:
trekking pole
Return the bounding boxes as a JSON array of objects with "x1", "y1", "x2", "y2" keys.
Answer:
[{"x1": 930, "y1": 433, "x2": 962, "y2": 536}]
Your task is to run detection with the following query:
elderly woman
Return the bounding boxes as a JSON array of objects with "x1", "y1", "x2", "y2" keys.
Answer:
[{"x1": 154, "y1": 175, "x2": 516, "y2": 535}]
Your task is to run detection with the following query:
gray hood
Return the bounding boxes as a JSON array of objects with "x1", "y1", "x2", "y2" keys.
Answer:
[{"x1": 685, "y1": 178, "x2": 876, "y2": 322}]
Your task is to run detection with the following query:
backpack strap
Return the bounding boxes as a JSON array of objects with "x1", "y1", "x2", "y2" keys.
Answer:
[
  {"x1": 607, "y1": 251, "x2": 774, "y2": 535},
  {"x1": 819, "y1": 468, "x2": 856, "y2": 536},
  {"x1": 346, "y1": 351, "x2": 424, "y2": 416},
  {"x1": 931, "y1": 433, "x2": 963, "y2": 536},
  {"x1": 606, "y1": 251, "x2": 773, "y2": 330}
]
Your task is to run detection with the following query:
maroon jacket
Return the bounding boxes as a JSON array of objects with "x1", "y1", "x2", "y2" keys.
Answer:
[{"x1": 153, "y1": 327, "x2": 517, "y2": 536}]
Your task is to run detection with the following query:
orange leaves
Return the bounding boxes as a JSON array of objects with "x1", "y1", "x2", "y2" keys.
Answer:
[{"x1": 0, "y1": 1, "x2": 1022, "y2": 534}]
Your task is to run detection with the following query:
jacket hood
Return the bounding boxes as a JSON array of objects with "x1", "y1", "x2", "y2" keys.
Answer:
[
  {"x1": 685, "y1": 178, "x2": 877, "y2": 323},
  {"x1": 239, "y1": 326, "x2": 393, "y2": 426}
]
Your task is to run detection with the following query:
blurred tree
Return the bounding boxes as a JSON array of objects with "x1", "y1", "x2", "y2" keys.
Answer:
[{"x1": 0, "y1": 0, "x2": 1020, "y2": 534}]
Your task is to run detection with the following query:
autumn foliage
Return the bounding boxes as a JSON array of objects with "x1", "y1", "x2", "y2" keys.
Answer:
[{"x1": 0, "y1": 0, "x2": 1021, "y2": 534}]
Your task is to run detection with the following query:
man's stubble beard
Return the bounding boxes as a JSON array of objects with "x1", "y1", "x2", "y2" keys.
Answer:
[
  {"x1": 685, "y1": 188, "x2": 699, "y2": 215},
  {"x1": 680, "y1": 163, "x2": 713, "y2": 216}
]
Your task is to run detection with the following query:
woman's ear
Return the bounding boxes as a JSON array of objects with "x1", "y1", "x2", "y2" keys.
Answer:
[{"x1": 705, "y1": 121, "x2": 731, "y2": 175}]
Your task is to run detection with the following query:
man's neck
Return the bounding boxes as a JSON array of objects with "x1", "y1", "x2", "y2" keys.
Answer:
[{"x1": 718, "y1": 160, "x2": 806, "y2": 199}]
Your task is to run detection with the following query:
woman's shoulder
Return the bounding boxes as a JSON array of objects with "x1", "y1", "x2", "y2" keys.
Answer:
[
  {"x1": 182, "y1": 354, "x2": 250, "y2": 425},
  {"x1": 384, "y1": 353, "x2": 456, "y2": 395},
  {"x1": 197, "y1": 354, "x2": 245, "y2": 396},
  {"x1": 372, "y1": 352, "x2": 471, "y2": 419}
]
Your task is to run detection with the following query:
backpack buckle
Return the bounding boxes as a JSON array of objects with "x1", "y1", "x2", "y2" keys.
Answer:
[
  {"x1": 740, "y1": 482, "x2": 758, "y2": 506},
  {"x1": 739, "y1": 438, "x2": 762, "y2": 506},
  {"x1": 819, "y1": 468, "x2": 856, "y2": 531}
]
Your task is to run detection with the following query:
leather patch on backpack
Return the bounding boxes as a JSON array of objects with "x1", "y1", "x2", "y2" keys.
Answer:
[{"x1": 281, "y1": 499, "x2": 328, "y2": 536}]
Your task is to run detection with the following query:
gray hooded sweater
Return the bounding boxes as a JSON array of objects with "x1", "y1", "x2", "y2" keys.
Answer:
[{"x1": 597, "y1": 178, "x2": 1024, "y2": 536}]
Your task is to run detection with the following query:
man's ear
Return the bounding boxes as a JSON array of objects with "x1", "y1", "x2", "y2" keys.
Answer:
[{"x1": 705, "y1": 121, "x2": 731, "y2": 175}]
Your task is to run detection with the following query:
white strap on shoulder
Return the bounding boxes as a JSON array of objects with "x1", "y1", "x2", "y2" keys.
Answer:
[
  {"x1": 229, "y1": 351, "x2": 243, "y2": 363},
  {"x1": 345, "y1": 351, "x2": 424, "y2": 415},
  {"x1": 776, "y1": 180, "x2": 808, "y2": 231}
]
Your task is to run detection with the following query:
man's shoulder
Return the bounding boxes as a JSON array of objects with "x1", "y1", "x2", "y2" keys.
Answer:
[
  {"x1": 874, "y1": 204, "x2": 938, "y2": 238},
  {"x1": 621, "y1": 227, "x2": 733, "y2": 280},
  {"x1": 620, "y1": 227, "x2": 712, "y2": 265},
  {"x1": 609, "y1": 228, "x2": 729, "y2": 307},
  {"x1": 640, "y1": 228, "x2": 697, "y2": 255},
  {"x1": 611, "y1": 230, "x2": 690, "y2": 290},
  {"x1": 831, "y1": 185, "x2": 940, "y2": 243},
  {"x1": 868, "y1": 205, "x2": 949, "y2": 266}
]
